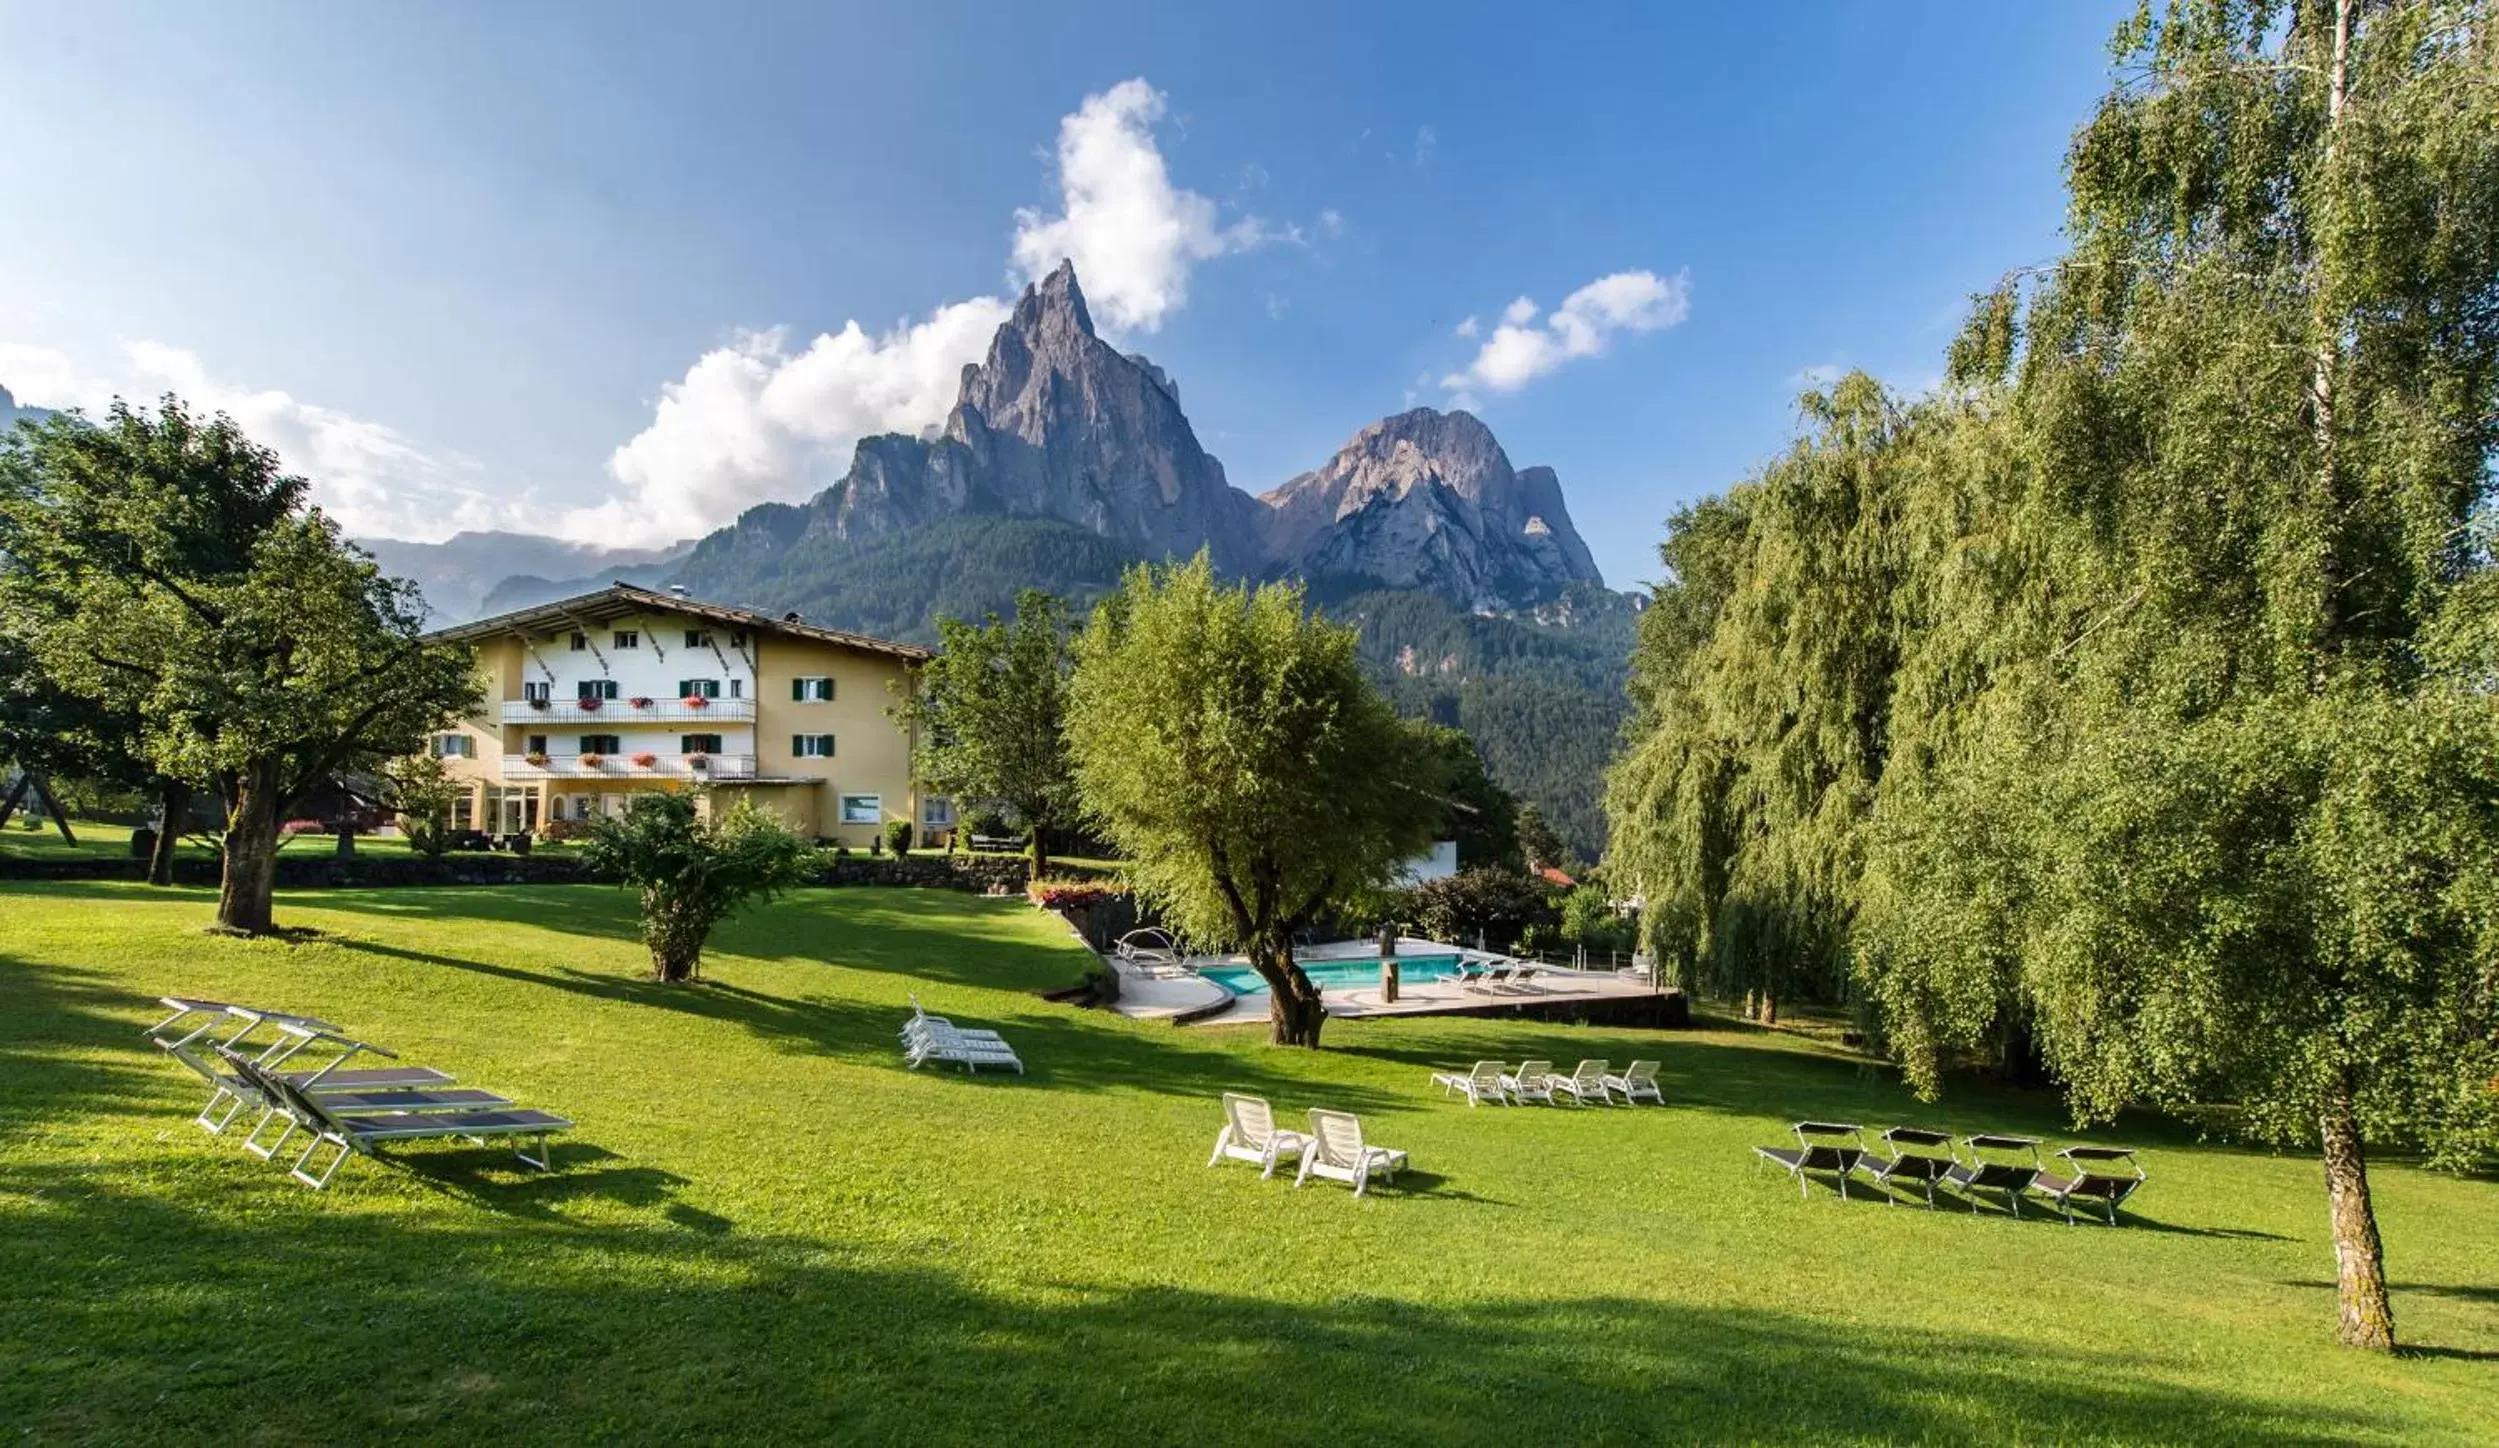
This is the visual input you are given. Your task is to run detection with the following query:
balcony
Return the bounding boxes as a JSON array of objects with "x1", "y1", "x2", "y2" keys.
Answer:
[
  {"x1": 502, "y1": 753, "x2": 758, "y2": 781},
  {"x1": 501, "y1": 697, "x2": 756, "y2": 725}
]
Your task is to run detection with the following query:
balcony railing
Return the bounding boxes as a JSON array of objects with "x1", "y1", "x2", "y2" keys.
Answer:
[
  {"x1": 502, "y1": 753, "x2": 758, "y2": 780},
  {"x1": 501, "y1": 698, "x2": 756, "y2": 725}
]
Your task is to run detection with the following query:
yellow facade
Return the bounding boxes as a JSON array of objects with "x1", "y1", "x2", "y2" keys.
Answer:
[{"x1": 422, "y1": 588, "x2": 926, "y2": 848}]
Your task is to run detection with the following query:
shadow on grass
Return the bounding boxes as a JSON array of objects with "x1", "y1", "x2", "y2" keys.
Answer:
[
  {"x1": 0, "y1": 1164, "x2": 2422, "y2": 1445},
  {"x1": 0, "y1": 955, "x2": 185, "y2": 1131}
]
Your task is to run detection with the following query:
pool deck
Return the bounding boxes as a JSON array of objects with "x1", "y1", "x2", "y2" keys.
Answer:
[{"x1": 1104, "y1": 938, "x2": 1671, "y2": 1029}]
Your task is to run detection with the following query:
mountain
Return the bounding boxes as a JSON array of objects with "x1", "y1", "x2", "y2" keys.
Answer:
[
  {"x1": 356, "y1": 531, "x2": 696, "y2": 621},
  {"x1": 0, "y1": 384, "x2": 56, "y2": 433}
]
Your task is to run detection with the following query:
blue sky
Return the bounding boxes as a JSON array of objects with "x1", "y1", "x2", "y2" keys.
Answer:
[{"x1": 0, "y1": 0, "x2": 2130, "y2": 588}]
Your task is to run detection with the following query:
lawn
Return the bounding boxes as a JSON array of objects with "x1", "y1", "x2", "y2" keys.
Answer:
[
  {"x1": 0, "y1": 819, "x2": 583, "y2": 863},
  {"x1": 1, "y1": 882, "x2": 2492, "y2": 1444}
]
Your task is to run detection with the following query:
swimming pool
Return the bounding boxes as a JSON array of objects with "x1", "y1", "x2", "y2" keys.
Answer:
[{"x1": 1196, "y1": 954, "x2": 1465, "y2": 997}]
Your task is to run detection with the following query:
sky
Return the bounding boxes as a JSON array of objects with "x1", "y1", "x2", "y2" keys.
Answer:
[{"x1": 0, "y1": 0, "x2": 2132, "y2": 590}]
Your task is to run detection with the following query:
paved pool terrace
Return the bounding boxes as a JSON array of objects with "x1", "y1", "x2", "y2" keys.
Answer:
[{"x1": 1106, "y1": 936, "x2": 1670, "y2": 1028}]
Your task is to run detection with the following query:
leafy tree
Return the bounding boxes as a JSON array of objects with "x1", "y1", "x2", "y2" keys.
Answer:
[
  {"x1": 579, "y1": 792, "x2": 820, "y2": 982},
  {"x1": 0, "y1": 398, "x2": 480, "y2": 933},
  {"x1": 1407, "y1": 722, "x2": 1520, "y2": 868},
  {"x1": 893, "y1": 588, "x2": 1075, "y2": 874},
  {"x1": 1065, "y1": 554, "x2": 1440, "y2": 1046},
  {"x1": 381, "y1": 753, "x2": 462, "y2": 858},
  {"x1": 1405, "y1": 867, "x2": 1556, "y2": 955},
  {"x1": 1514, "y1": 802, "x2": 1570, "y2": 874}
]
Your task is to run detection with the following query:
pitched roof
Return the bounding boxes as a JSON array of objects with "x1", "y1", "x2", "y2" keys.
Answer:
[{"x1": 424, "y1": 583, "x2": 932, "y2": 662}]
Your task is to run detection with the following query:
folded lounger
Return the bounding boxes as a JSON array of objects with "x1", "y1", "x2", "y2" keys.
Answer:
[
  {"x1": 1428, "y1": 1060, "x2": 1513, "y2": 1106},
  {"x1": 1601, "y1": 1060, "x2": 1664, "y2": 1106},
  {"x1": 1499, "y1": 1060, "x2": 1557, "y2": 1106},
  {"x1": 149, "y1": 1003, "x2": 454, "y2": 1133},
  {"x1": 222, "y1": 1049, "x2": 570, "y2": 1190},
  {"x1": 1754, "y1": 1121, "x2": 1870, "y2": 1200},
  {"x1": 1856, "y1": 1126, "x2": 1957, "y2": 1207},
  {"x1": 1946, "y1": 1134, "x2": 2047, "y2": 1216},
  {"x1": 1207, "y1": 1092, "x2": 1310, "y2": 1177},
  {"x1": 900, "y1": 1000, "x2": 1024, "y2": 1074},
  {"x1": 2029, "y1": 1145, "x2": 2146, "y2": 1225},
  {"x1": 1296, "y1": 1108, "x2": 1408, "y2": 1197},
  {"x1": 1550, "y1": 1060, "x2": 1615, "y2": 1106}
]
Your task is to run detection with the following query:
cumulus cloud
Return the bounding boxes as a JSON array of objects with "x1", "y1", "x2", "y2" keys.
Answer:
[
  {"x1": 1453, "y1": 316, "x2": 1478, "y2": 338},
  {"x1": 1443, "y1": 269, "x2": 1692, "y2": 395},
  {"x1": 1009, "y1": 78, "x2": 1285, "y2": 334},
  {"x1": 578, "y1": 298, "x2": 1010, "y2": 547},
  {"x1": 0, "y1": 339, "x2": 518, "y2": 542}
]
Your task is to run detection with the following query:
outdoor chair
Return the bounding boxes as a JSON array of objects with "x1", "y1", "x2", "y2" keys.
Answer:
[
  {"x1": 1855, "y1": 1126, "x2": 1956, "y2": 1207},
  {"x1": 148, "y1": 1002, "x2": 454, "y2": 1134},
  {"x1": 1206, "y1": 1093, "x2": 1310, "y2": 1177},
  {"x1": 1754, "y1": 1121, "x2": 1869, "y2": 1200},
  {"x1": 1500, "y1": 1060, "x2": 1557, "y2": 1105},
  {"x1": 1601, "y1": 1060, "x2": 1663, "y2": 1106},
  {"x1": 1462, "y1": 966, "x2": 1515, "y2": 995},
  {"x1": 1295, "y1": 1108, "x2": 1408, "y2": 1197},
  {"x1": 2029, "y1": 1146, "x2": 2147, "y2": 1225},
  {"x1": 901, "y1": 998, "x2": 1024, "y2": 1074},
  {"x1": 221, "y1": 1049, "x2": 571, "y2": 1190},
  {"x1": 1946, "y1": 1134, "x2": 2047, "y2": 1216},
  {"x1": 1550, "y1": 1060, "x2": 1615, "y2": 1106},
  {"x1": 1429, "y1": 1060, "x2": 1512, "y2": 1106},
  {"x1": 1500, "y1": 966, "x2": 1545, "y2": 993}
]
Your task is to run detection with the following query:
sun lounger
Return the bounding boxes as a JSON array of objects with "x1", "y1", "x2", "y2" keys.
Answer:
[
  {"x1": 148, "y1": 1005, "x2": 454, "y2": 1133},
  {"x1": 1499, "y1": 1060, "x2": 1557, "y2": 1105},
  {"x1": 1429, "y1": 1060, "x2": 1513, "y2": 1106},
  {"x1": 2029, "y1": 1145, "x2": 2146, "y2": 1225},
  {"x1": 1500, "y1": 966, "x2": 1544, "y2": 992},
  {"x1": 900, "y1": 1000, "x2": 1024, "y2": 1073},
  {"x1": 1462, "y1": 966, "x2": 1516, "y2": 995},
  {"x1": 1754, "y1": 1121, "x2": 1869, "y2": 1199},
  {"x1": 1946, "y1": 1134, "x2": 2046, "y2": 1216},
  {"x1": 1856, "y1": 1126, "x2": 1957, "y2": 1207},
  {"x1": 1295, "y1": 1108, "x2": 1408, "y2": 1197},
  {"x1": 1601, "y1": 1060, "x2": 1663, "y2": 1105},
  {"x1": 1550, "y1": 1060, "x2": 1614, "y2": 1106},
  {"x1": 1207, "y1": 1093, "x2": 1310, "y2": 1177},
  {"x1": 221, "y1": 1049, "x2": 570, "y2": 1190}
]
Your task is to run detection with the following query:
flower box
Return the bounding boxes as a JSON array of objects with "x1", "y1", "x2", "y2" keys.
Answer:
[
  {"x1": 629, "y1": 696, "x2": 654, "y2": 710},
  {"x1": 527, "y1": 698, "x2": 549, "y2": 711},
  {"x1": 524, "y1": 752, "x2": 549, "y2": 767},
  {"x1": 577, "y1": 698, "x2": 602, "y2": 712},
  {"x1": 682, "y1": 695, "x2": 709, "y2": 709},
  {"x1": 687, "y1": 753, "x2": 712, "y2": 771},
  {"x1": 631, "y1": 751, "x2": 658, "y2": 769},
  {"x1": 578, "y1": 753, "x2": 607, "y2": 769}
]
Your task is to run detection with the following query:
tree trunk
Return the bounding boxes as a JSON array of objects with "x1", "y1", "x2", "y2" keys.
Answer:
[
  {"x1": 216, "y1": 762, "x2": 282, "y2": 935},
  {"x1": 2321, "y1": 1085, "x2": 2395, "y2": 1351},
  {"x1": 1252, "y1": 940, "x2": 1326, "y2": 1047},
  {"x1": 1029, "y1": 831, "x2": 1051, "y2": 880},
  {"x1": 645, "y1": 891, "x2": 706, "y2": 982},
  {"x1": 147, "y1": 782, "x2": 188, "y2": 886},
  {"x1": 335, "y1": 826, "x2": 357, "y2": 858},
  {"x1": 1760, "y1": 991, "x2": 1778, "y2": 1027}
]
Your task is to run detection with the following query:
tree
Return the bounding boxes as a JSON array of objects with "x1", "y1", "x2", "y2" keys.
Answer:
[
  {"x1": 892, "y1": 588, "x2": 1075, "y2": 874},
  {"x1": 381, "y1": 753, "x2": 462, "y2": 858},
  {"x1": 1407, "y1": 722, "x2": 1520, "y2": 869},
  {"x1": 1406, "y1": 867, "x2": 1556, "y2": 955},
  {"x1": 0, "y1": 398, "x2": 481, "y2": 933},
  {"x1": 1065, "y1": 554, "x2": 1441, "y2": 1046},
  {"x1": 579, "y1": 792, "x2": 820, "y2": 982},
  {"x1": 1514, "y1": 802, "x2": 1569, "y2": 874}
]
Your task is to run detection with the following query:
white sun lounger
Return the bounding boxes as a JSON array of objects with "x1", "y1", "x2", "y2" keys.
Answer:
[
  {"x1": 1500, "y1": 966, "x2": 1545, "y2": 993},
  {"x1": 1429, "y1": 1060, "x2": 1512, "y2": 1106},
  {"x1": 222, "y1": 1049, "x2": 571, "y2": 1190},
  {"x1": 900, "y1": 999, "x2": 1023, "y2": 1074},
  {"x1": 1499, "y1": 1060, "x2": 1557, "y2": 1105},
  {"x1": 1601, "y1": 1060, "x2": 1663, "y2": 1105},
  {"x1": 1207, "y1": 1093, "x2": 1310, "y2": 1176},
  {"x1": 1295, "y1": 1108, "x2": 1408, "y2": 1197},
  {"x1": 1550, "y1": 1060, "x2": 1614, "y2": 1106}
]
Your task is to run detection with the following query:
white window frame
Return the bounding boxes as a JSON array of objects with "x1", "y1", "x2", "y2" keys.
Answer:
[
  {"x1": 921, "y1": 795, "x2": 956, "y2": 828},
  {"x1": 793, "y1": 676, "x2": 835, "y2": 702},
  {"x1": 523, "y1": 680, "x2": 551, "y2": 703},
  {"x1": 684, "y1": 629, "x2": 714, "y2": 649},
  {"x1": 679, "y1": 677, "x2": 721, "y2": 699},
  {"x1": 612, "y1": 630, "x2": 640, "y2": 649},
  {"x1": 792, "y1": 733, "x2": 836, "y2": 759},
  {"x1": 840, "y1": 794, "x2": 881, "y2": 826}
]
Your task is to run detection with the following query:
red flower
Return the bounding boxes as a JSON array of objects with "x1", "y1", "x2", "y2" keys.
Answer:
[
  {"x1": 682, "y1": 695, "x2": 708, "y2": 709},
  {"x1": 578, "y1": 697, "x2": 601, "y2": 712},
  {"x1": 631, "y1": 751, "x2": 659, "y2": 768},
  {"x1": 629, "y1": 696, "x2": 654, "y2": 710}
]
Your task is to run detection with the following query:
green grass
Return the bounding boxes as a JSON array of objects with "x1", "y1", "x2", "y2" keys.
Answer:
[
  {"x1": 0, "y1": 820, "x2": 583, "y2": 862},
  {"x1": 1, "y1": 882, "x2": 2492, "y2": 1443}
]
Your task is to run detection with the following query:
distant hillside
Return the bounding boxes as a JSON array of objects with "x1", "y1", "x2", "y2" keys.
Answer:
[
  {"x1": 358, "y1": 531, "x2": 695, "y2": 622},
  {"x1": 0, "y1": 384, "x2": 57, "y2": 433}
]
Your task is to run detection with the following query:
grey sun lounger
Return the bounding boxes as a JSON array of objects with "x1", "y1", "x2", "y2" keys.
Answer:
[
  {"x1": 148, "y1": 1001, "x2": 454, "y2": 1133},
  {"x1": 1855, "y1": 1126, "x2": 1957, "y2": 1207},
  {"x1": 1946, "y1": 1133, "x2": 2047, "y2": 1216},
  {"x1": 1754, "y1": 1121, "x2": 1869, "y2": 1199},
  {"x1": 2029, "y1": 1145, "x2": 2147, "y2": 1225},
  {"x1": 223, "y1": 1049, "x2": 571, "y2": 1190}
]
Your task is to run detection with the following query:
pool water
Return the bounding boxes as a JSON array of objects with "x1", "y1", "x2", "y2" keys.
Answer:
[{"x1": 1197, "y1": 954, "x2": 1464, "y2": 997}]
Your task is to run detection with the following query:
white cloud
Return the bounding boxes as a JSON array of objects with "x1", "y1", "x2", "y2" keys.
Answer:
[
  {"x1": 581, "y1": 297, "x2": 1012, "y2": 547},
  {"x1": 1453, "y1": 316, "x2": 1478, "y2": 338},
  {"x1": 1413, "y1": 125, "x2": 1437, "y2": 168},
  {"x1": 1790, "y1": 362, "x2": 1844, "y2": 390},
  {"x1": 1009, "y1": 78, "x2": 1281, "y2": 335},
  {"x1": 1316, "y1": 208, "x2": 1344, "y2": 240},
  {"x1": 1443, "y1": 268, "x2": 1692, "y2": 395},
  {"x1": 0, "y1": 339, "x2": 521, "y2": 542}
]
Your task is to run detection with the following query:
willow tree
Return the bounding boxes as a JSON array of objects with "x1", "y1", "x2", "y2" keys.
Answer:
[
  {"x1": 1065, "y1": 554, "x2": 1439, "y2": 1046},
  {"x1": 1856, "y1": 0, "x2": 2499, "y2": 1352}
]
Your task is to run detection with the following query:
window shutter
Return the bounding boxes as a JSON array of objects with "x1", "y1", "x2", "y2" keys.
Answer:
[{"x1": 792, "y1": 678, "x2": 805, "y2": 701}]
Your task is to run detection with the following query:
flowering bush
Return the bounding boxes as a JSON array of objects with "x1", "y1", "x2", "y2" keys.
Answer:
[
  {"x1": 1026, "y1": 876, "x2": 1125, "y2": 911},
  {"x1": 578, "y1": 752, "x2": 607, "y2": 769},
  {"x1": 541, "y1": 819, "x2": 585, "y2": 842},
  {"x1": 629, "y1": 696, "x2": 654, "y2": 710},
  {"x1": 631, "y1": 751, "x2": 659, "y2": 769},
  {"x1": 279, "y1": 818, "x2": 326, "y2": 838},
  {"x1": 578, "y1": 698, "x2": 602, "y2": 712},
  {"x1": 682, "y1": 695, "x2": 709, "y2": 709}
]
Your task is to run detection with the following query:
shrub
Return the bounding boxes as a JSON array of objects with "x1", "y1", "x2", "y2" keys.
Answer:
[
  {"x1": 1408, "y1": 867, "x2": 1557, "y2": 953},
  {"x1": 1027, "y1": 876, "x2": 1124, "y2": 911},
  {"x1": 579, "y1": 794, "x2": 820, "y2": 982},
  {"x1": 883, "y1": 819, "x2": 914, "y2": 856},
  {"x1": 963, "y1": 804, "x2": 1010, "y2": 840}
]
